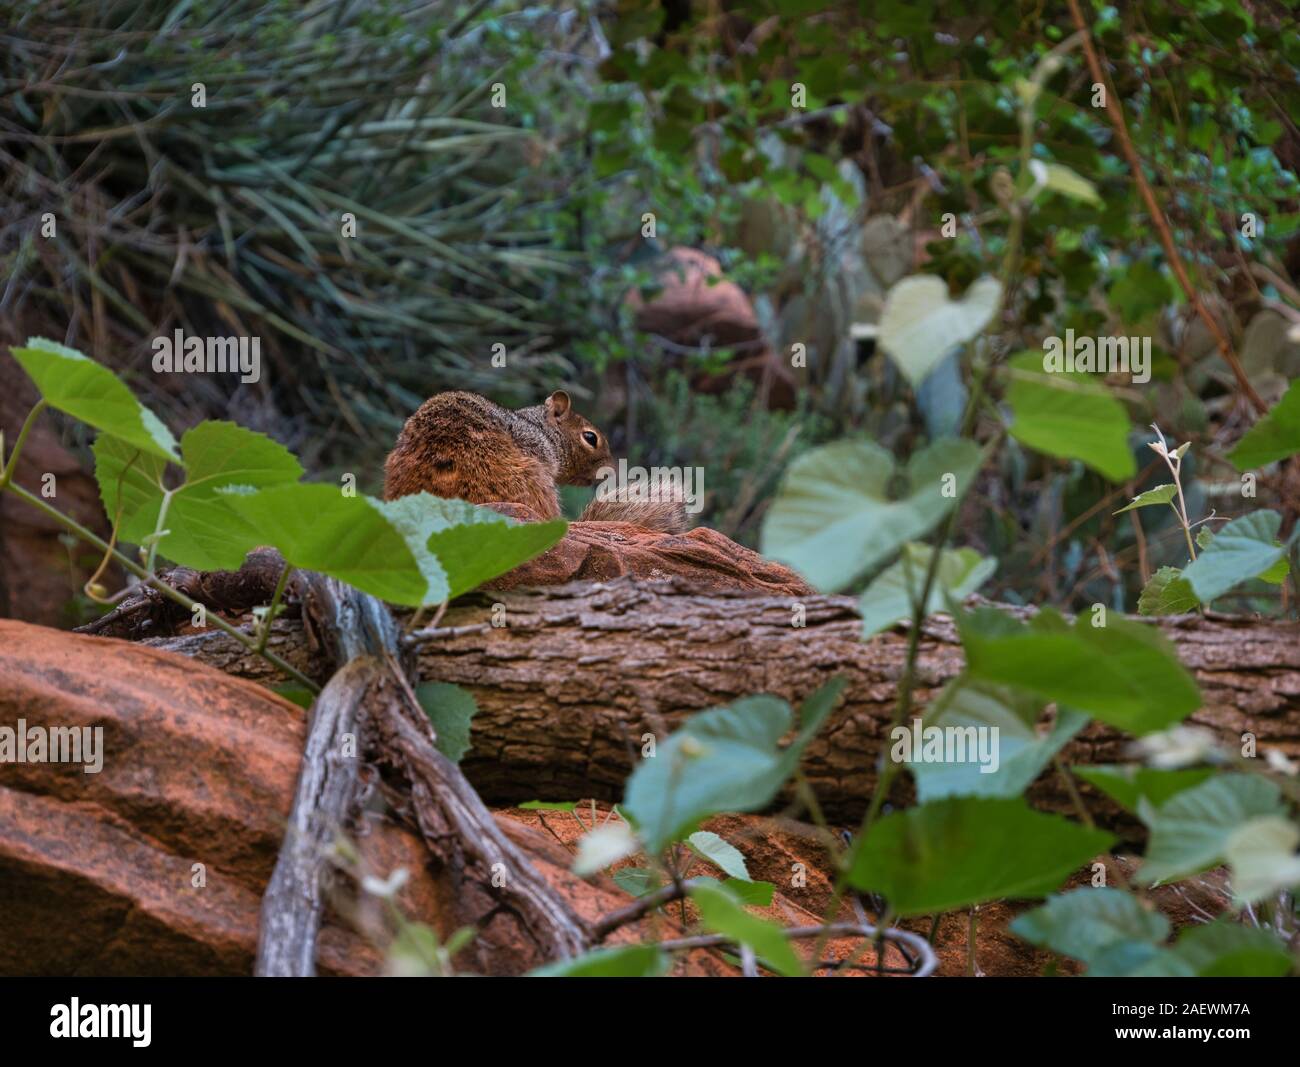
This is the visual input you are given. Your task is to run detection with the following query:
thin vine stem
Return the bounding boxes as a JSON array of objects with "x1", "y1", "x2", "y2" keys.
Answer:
[
  {"x1": 256, "y1": 559, "x2": 295, "y2": 655},
  {"x1": 0, "y1": 397, "x2": 48, "y2": 487}
]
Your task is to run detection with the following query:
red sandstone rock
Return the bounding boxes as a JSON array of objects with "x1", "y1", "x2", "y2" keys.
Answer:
[{"x1": 0, "y1": 619, "x2": 727, "y2": 975}]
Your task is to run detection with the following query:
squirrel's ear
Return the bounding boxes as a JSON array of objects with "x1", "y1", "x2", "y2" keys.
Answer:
[{"x1": 546, "y1": 390, "x2": 571, "y2": 419}]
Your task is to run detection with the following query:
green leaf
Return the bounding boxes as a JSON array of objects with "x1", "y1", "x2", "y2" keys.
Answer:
[
  {"x1": 688, "y1": 882, "x2": 803, "y2": 977},
  {"x1": 530, "y1": 945, "x2": 670, "y2": 977},
  {"x1": 622, "y1": 680, "x2": 844, "y2": 853},
  {"x1": 1031, "y1": 161, "x2": 1102, "y2": 206},
  {"x1": 761, "y1": 438, "x2": 982, "y2": 591},
  {"x1": 1113, "y1": 483, "x2": 1176, "y2": 514},
  {"x1": 413, "y1": 495, "x2": 567, "y2": 600},
  {"x1": 1109, "y1": 262, "x2": 1176, "y2": 323},
  {"x1": 1258, "y1": 553, "x2": 1290, "y2": 585},
  {"x1": 414, "y1": 681, "x2": 478, "y2": 762},
  {"x1": 1165, "y1": 919, "x2": 1293, "y2": 977},
  {"x1": 878, "y1": 275, "x2": 1001, "y2": 387},
  {"x1": 1089, "y1": 941, "x2": 1193, "y2": 977},
  {"x1": 847, "y1": 796, "x2": 1113, "y2": 916},
  {"x1": 11, "y1": 338, "x2": 178, "y2": 461},
  {"x1": 272, "y1": 684, "x2": 315, "y2": 709},
  {"x1": 906, "y1": 676, "x2": 1088, "y2": 800},
  {"x1": 687, "y1": 831, "x2": 751, "y2": 881},
  {"x1": 1228, "y1": 378, "x2": 1300, "y2": 468},
  {"x1": 1139, "y1": 774, "x2": 1286, "y2": 884},
  {"x1": 1136, "y1": 567, "x2": 1200, "y2": 616},
  {"x1": 219, "y1": 484, "x2": 440, "y2": 605},
  {"x1": 1073, "y1": 765, "x2": 1214, "y2": 813},
  {"x1": 1011, "y1": 887, "x2": 1169, "y2": 966},
  {"x1": 95, "y1": 420, "x2": 303, "y2": 569},
  {"x1": 1224, "y1": 815, "x2": 1300, "y2": 905},
  {"x1": 1181, "y1": 510, "x2": 1286, "y2": 603},
  {"x1": 518, "y1": 800, "x2": 578, "y2": 812},
  {"x1": 1006, "y1": 351, "x2": 1136, "y2": 481},
  {"x1": 859, "y1": 543, "x2": 996, "y2": 638},
  {"x1": 722, "y1": 878, "x2": 775, "y2": 907},
  {"x1": 960, "y1": 607, "x2": 1201, "y2": 735}
]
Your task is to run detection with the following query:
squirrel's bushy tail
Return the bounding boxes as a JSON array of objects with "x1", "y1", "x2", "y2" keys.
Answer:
[{"x1": 578, "y1": 491, "x2": 689, "y2": 533}]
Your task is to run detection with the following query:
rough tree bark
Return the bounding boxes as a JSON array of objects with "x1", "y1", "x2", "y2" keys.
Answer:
[
  {"x1": 150, "y1": 577, "x2": 1300, "y2": 832},
  {"x1": 255, "y1": 571, "x2": 590, "y2": 975}
]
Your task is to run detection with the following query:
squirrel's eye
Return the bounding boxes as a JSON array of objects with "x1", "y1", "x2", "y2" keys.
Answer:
[{"x1": 582, "y1": 431, "x2": 599, "y2": 448}]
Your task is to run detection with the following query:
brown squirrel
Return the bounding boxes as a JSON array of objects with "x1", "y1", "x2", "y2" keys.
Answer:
[{"x1": 384, "y1": 390, "x2": 689, "y2": 532}]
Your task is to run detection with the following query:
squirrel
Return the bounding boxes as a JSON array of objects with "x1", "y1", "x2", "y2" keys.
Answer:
[{"x1": 384, "y1": 389, "x2": 689, "y2": 533}]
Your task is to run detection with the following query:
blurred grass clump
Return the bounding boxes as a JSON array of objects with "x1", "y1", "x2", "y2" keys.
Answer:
[{"x1": 0, "y1": 0, "x2": 590, "y2": 468}]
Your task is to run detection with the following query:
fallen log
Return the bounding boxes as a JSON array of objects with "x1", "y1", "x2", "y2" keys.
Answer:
[{"x1": 149, "y1": 578, "x2": 1300, "y2": 832}]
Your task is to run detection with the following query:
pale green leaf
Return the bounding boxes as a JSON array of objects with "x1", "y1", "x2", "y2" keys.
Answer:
[
  {"x1": 906, "y1": 676, "x2": 1087, "y2": 800},
  {"x1": 1224, "y1": 815, "x2": 1300, "y2": 905},
  {"x1": 859, "y1": 543, "x2": 996, "y2": 638},
  {"x1": 530, "y1": 945, "x2": 669, "y2": 977},
  {"x1": 1011, "y1": 887, "x2": 1168, "y2": 966},
  {"x1": 761, "y1": 438, "x2": 982, "y2": 592},
  {"x1": 878, "y1": 275, "x2": 1001, "y2": 387},
  {"x1": 689, "y1": 882, "x2": 803, "y2": 977},
  {"x1": 1139, "y1": 774, "x2": 1286, "y2": 884},
  {"x1": 687, "y1": 831, "x2": 751, "y2": 881},
  {"x1": 1181, "y1": 510, "x2": 1285, "y2": 603},
  {"x1": 1032, "y1": 161, "x2": 1102, "y2": 206}
]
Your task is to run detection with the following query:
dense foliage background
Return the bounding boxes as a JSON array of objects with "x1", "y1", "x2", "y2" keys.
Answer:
[{"x1": 6, "y1": 0, "x2": 1300, "y2": 622}]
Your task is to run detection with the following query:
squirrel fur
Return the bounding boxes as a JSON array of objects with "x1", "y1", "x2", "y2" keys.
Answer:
[{"x1": 384, "y1": 390, "x2": 689, "y2": 533}]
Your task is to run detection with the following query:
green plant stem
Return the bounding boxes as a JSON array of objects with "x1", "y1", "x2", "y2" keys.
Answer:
[
  {"x1": 145, "y1": 488, "x2": 175, "y2": 575},
  {"x1": 0, "y1": 398, "x2": 48, "y2": 487},
  {"x1": 812, "y1": 63, "x2": 1047, "y2": 961},
  {"x1": 256, "y1": 559, "x2": 295, "y2": 655},
  {"x1": 3, "y1": 481, "x2": 320, "y2": 694}
]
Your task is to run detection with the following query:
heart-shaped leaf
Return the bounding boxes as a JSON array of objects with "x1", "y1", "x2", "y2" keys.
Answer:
[
  {"x1": 905, "y1": 676, "x2": 1087, "y2": 800},
  {"x1": 878, "y1": 275, "x2": 1001, "y2": 387},
  {"x1": 1011, "y1": 887, "x2": 1169, "y2": 966},
  {"x1": 848, "y1": 796, "x2": 1113, "y2": 916},
  {"x1": 1138, "y1": 774, "x2": 1285, "y2": 884},
  {"x1": 859, "y1": 543, "x2": 995, "y2": 638},
  {"x1": 1181, "y1": 510, "x2": 1286, "y2": 603},
  {"x1": 761, "y1": 438, "x2": 981, "y2": 592}
]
